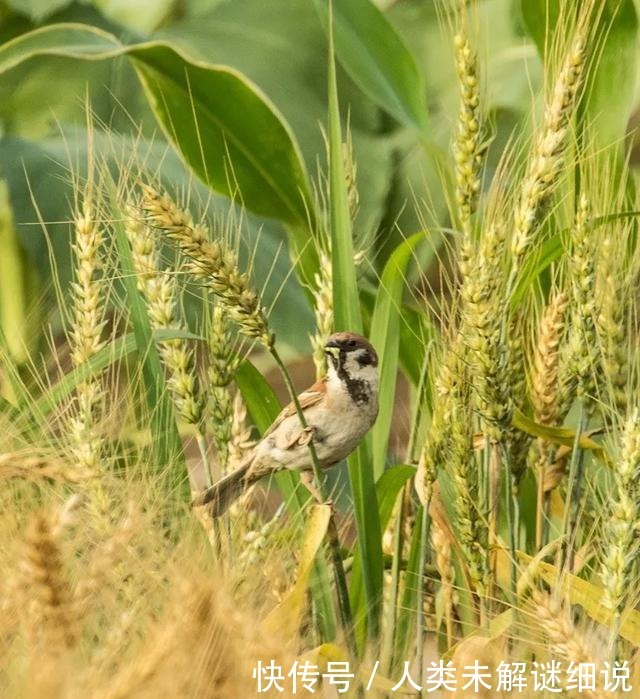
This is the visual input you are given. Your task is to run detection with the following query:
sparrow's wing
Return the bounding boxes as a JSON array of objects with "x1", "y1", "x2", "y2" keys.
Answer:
[{"x1": 262, "y1": 379, "x2": 327, "y2": 448}]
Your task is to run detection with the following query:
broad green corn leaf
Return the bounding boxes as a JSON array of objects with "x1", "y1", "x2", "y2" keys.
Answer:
[{"x1": 0, "y1": 24, "x2": 318, "y2": 283}]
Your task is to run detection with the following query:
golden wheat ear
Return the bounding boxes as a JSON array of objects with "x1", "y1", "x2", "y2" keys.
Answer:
[{"x1": 191, "y1": 461, "x2": 252, "y2": 515}]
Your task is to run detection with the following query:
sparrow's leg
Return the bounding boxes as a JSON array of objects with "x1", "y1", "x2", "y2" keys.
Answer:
[{"x1": 299, "y1": 469, "x2": 334, "y2": 513}]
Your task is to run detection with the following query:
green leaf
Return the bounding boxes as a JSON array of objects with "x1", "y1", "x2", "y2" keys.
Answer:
[
  {"x1": 519, "y1": 0, "x2": 560, "y2": 56},
  {"x1": 129, "y1": 44, "x2": 313, "y2": 226},
  {"x1": 324, "y1": 5, "x2": 382, "y2": 643},
  {"x1": 349, "y1": 464, "x2": 416, "y2": 647},
  {"x1": 0, "y1": 24, "x2": 316, "y2": 230},
  {"x1": 4, "y1": 0, "x2": 72, "y2": 22},
  {"x1": 512, "y1": 409, "x2": 606, "y2": 459},
  {"x1": 313, "y1": 0, "x2": 427, "y2": 130},
  {"x1": 511, "y1": 234, "x2": 563, "y2": 308},
  {"x1": 583, "y1": 0, "x2": 638, "y2": 150},
  {"x1": 369, "y1": 232, "x2": 424, "y2": 479},
  {"x1": 393, "y1": 504, "x2": 425, "y2": 666}
]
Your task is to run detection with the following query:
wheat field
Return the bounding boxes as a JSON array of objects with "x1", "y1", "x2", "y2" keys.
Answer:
[{"x1": 1, "y1": 1, "x2": 640, "y2": 698}]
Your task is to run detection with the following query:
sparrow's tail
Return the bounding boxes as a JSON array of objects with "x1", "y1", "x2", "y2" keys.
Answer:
[{"x1": 192, "y1": 460, "x2": 252, "y2": 516}]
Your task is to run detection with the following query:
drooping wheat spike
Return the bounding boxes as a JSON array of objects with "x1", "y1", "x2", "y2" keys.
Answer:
[
  {"x1": 208, "y1": 305, "x2": 239, "y2": 474},
  {"x1": 453, "y1": 29, "x2": 484, "y2": 238},
  {"x1": 68, "y1": 193, "x2": 107, "y2": 476},
  {"x1": 310, "y1": 247, "x2": 334, "y2": 379},
  {"x1": 140, "y1": 183, "x2": 273, "y2": 349},
  {"x1": 596, "y1": 231, "x2": 627, "y2": 413},
  {"x1": 73, "y1": 508, "x2": 136, "y2": 616},
  {"x1": 510, "y1": 32, "x2": 587, "y2": 278},
  {"x1": 0, "y1": 450, "x2": 89, "y2": 484},
  {"x1": 462, "y1": 224, "x2": 512, "y2": 443},
  {"x1": 568, "y1": 193, "x2": 597, "y2": 400},
  {"x1": 21, "y1": 511, "x2": 75, "y2": 650},
  {"x1": 600, "y1": 408, "x2": 640, "y2": 619},
  {"x1": 531, "y1": 591, "x2": 604, "y2": 699},
  {"x1": 125, "y1": 205, "x2": 205, "y2": 428}
]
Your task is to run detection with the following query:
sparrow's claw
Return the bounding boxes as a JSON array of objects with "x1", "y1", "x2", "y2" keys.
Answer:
[
  {"x1": 299, "y1": 470, "x2": 336, "y2": 515},
  {"x1": 299, "y1": 469, "x2": 323, "y2": 503}
]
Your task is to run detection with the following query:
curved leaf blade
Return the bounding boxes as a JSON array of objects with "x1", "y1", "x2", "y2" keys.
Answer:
[
  {"x1": 129, "y1": 44, "x2": 313, "y2": 225},
  {"x1": 369, "y1": 231, "x2": 424, "y2": 478},
  {"x1": 0, "y1": 24, "x2": 315, "y2": 227},
  {"x1": 313, "y1": 0, "x2": 427, "y2": 130}
]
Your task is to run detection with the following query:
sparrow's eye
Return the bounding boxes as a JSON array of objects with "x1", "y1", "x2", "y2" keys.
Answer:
[
  {"x1": 346, "y1": 339, "x2": 357, "y2": 349},
  {"x1": 357, "y1": 351, "x2": 372, "y2": 367}
]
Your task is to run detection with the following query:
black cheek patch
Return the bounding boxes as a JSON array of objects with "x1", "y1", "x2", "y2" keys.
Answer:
[{"x1": 357, "y1": 353, "x2": 373, "y2": 367}]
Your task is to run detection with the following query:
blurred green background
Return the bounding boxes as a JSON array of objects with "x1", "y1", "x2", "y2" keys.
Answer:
[{"x1": 0, "y1": 0, "x2": 638, "y2": 363}]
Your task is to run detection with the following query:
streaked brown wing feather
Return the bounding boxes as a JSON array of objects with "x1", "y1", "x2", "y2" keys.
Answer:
[{"x1": 262, "y1": 379, "x2": 327, "y2": 443}]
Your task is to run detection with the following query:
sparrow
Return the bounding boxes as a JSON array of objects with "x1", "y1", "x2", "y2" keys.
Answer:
[{"x1": 193, "y1": 332, "x2": 379, "y2": 515}]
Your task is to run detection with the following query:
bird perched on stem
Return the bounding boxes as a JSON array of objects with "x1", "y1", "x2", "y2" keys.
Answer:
[{"x1": 193, "y1": 332, "x2": 379, "y2": 515}]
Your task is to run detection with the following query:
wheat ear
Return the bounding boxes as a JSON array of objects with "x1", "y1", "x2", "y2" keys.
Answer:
[
  {"x1": 125, "y1": 204, "x2": 205, "y2": 427},
  {"x1": 600, "y1": 409, "x2": 640, "y2": 624},
  {"x1": 68, "y1": 194, "x2": 107, "y2": 477},
  {"x1": 596, "y1": 232, "x2": 628, "y2": 413},
  {"x1": 511, "y1": 32, "x2": 587, "y2": 277},
  {"x1": 453, "y1": 29, "x2": 484, "y2": 238},
  {"x1": 568, "y1": 193, "x2": 597, "y2": 400},
  {"x1": 310, "y1": 247, "x2": 334, "y2": 379},
  {"x1": 140, "y1": 183, "x2": 273, "y2": 348},
  {"x1": 208, "y1": 305, "x2": 239, "y2": 474},
  {"x1": 22, "y1": 511, "x2": 76, "y2": 650}
]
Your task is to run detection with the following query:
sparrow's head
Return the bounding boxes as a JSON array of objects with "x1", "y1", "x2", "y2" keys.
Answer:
[{"x1": 324, "y1": 332, "x2": 378, "y2": 405}]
